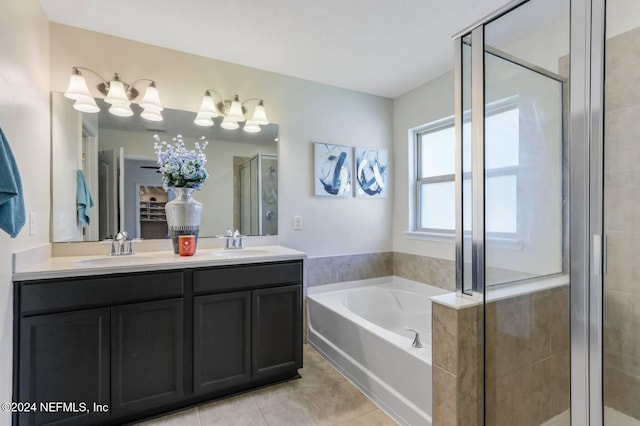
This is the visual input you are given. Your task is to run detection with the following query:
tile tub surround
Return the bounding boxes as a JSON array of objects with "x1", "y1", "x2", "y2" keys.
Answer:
[
  {"x1": 306, "y1": 251, "x2": 456, "y2": 291},
  {"x1": 392, "y1": 252, "x2": 455, "y2": 291},
  {"x1": 306, "y1": 252, "x2": 393, "y2": 287},
  {"x1": 604, "y1": 25, "x2": 640, "y2": 423},
  {"x1": 432, "y1": 285, "x2": 569, "y2": 426},
  {"x1": 135, "y1": 344, "x2": 397, "y2": 426},
  {"x1": 431, "y1": 297, "x2": 480, "y2": 426}
]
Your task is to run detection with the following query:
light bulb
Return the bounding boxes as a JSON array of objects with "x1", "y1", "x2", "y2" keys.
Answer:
[
  {"x1": 64, "y1": 71, "x2": 93, "y2": 101},
  {"x1": 221, "y1": 116, "x2": 239, "y2": 130},
  {"x1": 250, "y1": 101, "x2": 269, "y2": 125},
  {"x1": 141, "y1": 108, "x2": 163, "y2": 122},
  {"x1": 139, "y1": 83, "x2": 163, "y2": 111},
  {"x1": 226, "y1": 95, "x2": 245, "y2": 122},
  {"x1": 72, "y1": 95, "x2": 100, "y2": 113},
  {"x1": 243, "y1": 121, "x2": 261, "y2": 133},
  {"x1": 198, "y1": 92, "x2": 218, "y2": 117},
  {"x1": 194, "y1": 112, "x2": 214, "y2": 127},
  {"x1": 109, "y1": 103, "x2": 134, "y2": 117},
  {"x1": 105, "y1": 79, "x2": 130, "y2": 106}
]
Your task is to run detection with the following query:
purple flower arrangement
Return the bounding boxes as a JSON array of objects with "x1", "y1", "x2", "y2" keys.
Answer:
[{"x1": 153, "y1": 134, "x2": 209, "y2": 190}]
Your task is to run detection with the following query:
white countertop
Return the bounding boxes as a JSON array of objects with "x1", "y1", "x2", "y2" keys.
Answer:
[{"x1": 13, "y1": 245, "x2": 307, "y2": 281}]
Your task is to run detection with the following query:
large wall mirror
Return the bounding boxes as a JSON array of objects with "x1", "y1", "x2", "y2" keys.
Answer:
[{"x1": 51, "y1": 92, "x2": 279, "y2": 242}]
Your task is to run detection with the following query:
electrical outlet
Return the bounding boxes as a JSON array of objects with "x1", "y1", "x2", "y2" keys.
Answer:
[
  {"x1": 29, "y1": 212, "x2": 37, "y2": 236},
  {"x1": 293, "y1": 216, "x2": 303, "y2": 230}
]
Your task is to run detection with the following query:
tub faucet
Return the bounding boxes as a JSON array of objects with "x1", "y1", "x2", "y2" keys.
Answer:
[{"x1": 405, "y1": 328, "x2": 422, "y2": 348}]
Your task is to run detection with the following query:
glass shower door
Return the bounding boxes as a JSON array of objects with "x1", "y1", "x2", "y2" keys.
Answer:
[
  {"x1": 455, "y1": 0, "x2": 571, "y2": 424},
  {"x1": 483, "y1": 2, "x2": 570, "y2": 422}
]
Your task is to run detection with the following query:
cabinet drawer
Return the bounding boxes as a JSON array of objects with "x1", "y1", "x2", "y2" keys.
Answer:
[
  {"x1": 193, "y1": 261, "x2": 302, "y2": 294},
  {"x1": 19, "y1": 272, "x2": 184, "y2": 315}
]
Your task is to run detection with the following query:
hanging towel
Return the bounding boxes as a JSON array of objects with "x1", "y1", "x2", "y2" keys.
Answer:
[
  {"x1": 76, "y1": 169, "x2": 94, "y2": 226},
  {"x1": 0, "y1": 128, "x2": 25, "y2": 238}
]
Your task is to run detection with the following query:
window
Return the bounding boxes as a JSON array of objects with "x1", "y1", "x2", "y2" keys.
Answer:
[
  {"x1": 415, "y1": 120, "x2": 456, "y2": 234},
  {"x1": 414, "y1": 100, "x2": 519, "y2": 237}
]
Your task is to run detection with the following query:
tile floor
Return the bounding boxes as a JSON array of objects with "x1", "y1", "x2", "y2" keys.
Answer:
[{"x1": 136, "y1": 344, "x2": 397, "y2": 426}]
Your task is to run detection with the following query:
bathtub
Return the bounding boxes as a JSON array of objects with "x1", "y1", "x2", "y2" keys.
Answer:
[{"x1": 307, "y1": 276, "x2": 449, "y2": 426}]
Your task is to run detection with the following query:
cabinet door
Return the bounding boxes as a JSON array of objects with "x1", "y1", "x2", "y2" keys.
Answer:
[
  {"x1": 193, "y1": 291, "x2": 251, "y2": 394},
  {"x1": 111, "y1": 299, "x2": 183, "y2": 415},
  {"x1": 252, "y1": 285, "x2": 302, "y2": 380},
  {"x1": 19, "y1": 308, "x2": 110, "y2": 426}
]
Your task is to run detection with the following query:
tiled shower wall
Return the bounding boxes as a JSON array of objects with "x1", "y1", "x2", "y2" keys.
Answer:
[
  {"x1": 484, "y1": 286, "x2": 570, "y2": 426},
  {"x1": 603, "y1": 26, "x2": 640, "y2": 421}
]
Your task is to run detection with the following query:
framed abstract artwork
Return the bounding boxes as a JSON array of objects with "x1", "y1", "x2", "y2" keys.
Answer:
[
  {"x1": 313, "y1": 143, "x2": 352, "y2": 197},
  {"x1": 355, "y1": 147, "x2": 388, "y2": 198}
]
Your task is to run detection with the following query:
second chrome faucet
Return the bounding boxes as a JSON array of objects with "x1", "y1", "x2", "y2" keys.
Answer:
[
  {"x1": 223, "y1": 228, "x2": 244, "y2": 249},
  {"x1": 109, "y1": 231, "x2": 135, "y2": 256}
]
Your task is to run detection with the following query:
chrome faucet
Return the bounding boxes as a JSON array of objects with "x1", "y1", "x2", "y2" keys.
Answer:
[
  {"x1": 405, "y1": 328, "x2": 422, "y2": 348},
  {"x1": 109, "y1": 231, "x2": 135, "y2": 256},
  {"x1": 223, "y1": 228, "x2": 244, "y2": 249}
]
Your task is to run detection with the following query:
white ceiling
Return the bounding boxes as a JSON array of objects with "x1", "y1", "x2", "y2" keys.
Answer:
[{"x1": 39, "y1": 0, "x2": 512, "y2": 99}]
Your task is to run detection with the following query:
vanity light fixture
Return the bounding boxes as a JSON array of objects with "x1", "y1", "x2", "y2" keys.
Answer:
[
  {"x1": 194, "y1": 90, "x2": 269, "y2": 132},
  {"x1": 64, "y1": 67, "x2": 164, "y2": 121}
]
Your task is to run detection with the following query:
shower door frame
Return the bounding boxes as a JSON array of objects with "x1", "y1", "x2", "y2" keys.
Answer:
[
  {"x1": 570, "y1": 0, "x2": 607, "y2": 424},
  {"x1": 455, "y1": 0, "x2": 593, "y2": 424}
]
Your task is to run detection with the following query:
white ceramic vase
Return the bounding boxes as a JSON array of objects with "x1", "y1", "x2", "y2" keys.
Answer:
[{"x1": 165, "y1": 187, "x2": 203, "y2": 254}]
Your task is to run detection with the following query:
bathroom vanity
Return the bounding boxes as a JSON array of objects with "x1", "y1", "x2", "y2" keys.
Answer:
[{"x1": 12, "y1": 247, "x2": 304, "y2": 426}]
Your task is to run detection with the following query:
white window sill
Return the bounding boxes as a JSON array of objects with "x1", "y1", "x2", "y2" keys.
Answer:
[
  {"x1": 405, "y1": 230, "x2": 525, "y2": 250},
  {"x1": 404, "y1": 230, "x2": 455, "y2": 242}
]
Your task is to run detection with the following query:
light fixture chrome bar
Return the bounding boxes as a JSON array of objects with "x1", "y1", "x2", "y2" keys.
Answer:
[
  {"x1": 471, "y1": 25, "x2": 485, "y2": 297},
  {"x1": 71, "y1": 66, "x2": 109, "y2": 86}
]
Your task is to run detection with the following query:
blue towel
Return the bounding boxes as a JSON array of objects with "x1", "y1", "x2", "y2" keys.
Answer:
[
  {"x1": 0, "y1": 128, "x2": 25, "y2": 238},
  {"x1": 77, "y1": 169, "x2": 94, "y2": 226}
]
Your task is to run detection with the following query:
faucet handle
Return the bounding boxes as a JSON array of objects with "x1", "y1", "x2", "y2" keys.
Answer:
[{"x1": 109, "y1": 240, "x2": 117, "y2": 256}]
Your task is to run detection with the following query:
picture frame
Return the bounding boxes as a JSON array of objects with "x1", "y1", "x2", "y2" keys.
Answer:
[
  {"x1": 313, "y1": 143, "x2": 352, "y2": 197},
  {"x1": 354, "y1": 147, "x2": 388, "y2": 198}
]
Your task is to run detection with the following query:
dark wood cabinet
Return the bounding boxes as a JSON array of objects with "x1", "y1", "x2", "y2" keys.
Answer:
[
  {"x1": 111, "y1": 299, "x2": 184, "y2": 415},
  {"x1": 18, "y1": 308, "x2": 110, "y2": 426},
  {"x1": 193, "y1": 292, "x2": 251, "y2": 394},
  {"x1": 14, "y1": 259, "x2": 303, "y2": 426},
  {"x1": 253, "y1": 285, "x2": 302, "y2": 381}
]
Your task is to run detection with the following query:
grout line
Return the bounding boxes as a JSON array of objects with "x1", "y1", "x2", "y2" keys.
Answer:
[{"x1": 195, "y1": 406, "x2": 203, "y2": 426}]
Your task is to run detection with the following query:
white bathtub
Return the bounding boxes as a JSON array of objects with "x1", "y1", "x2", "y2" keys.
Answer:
[{"x1": 307, "y1": 276, "x2": 448, "y2": 426}]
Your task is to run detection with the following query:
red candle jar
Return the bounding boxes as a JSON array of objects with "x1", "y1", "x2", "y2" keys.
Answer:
[{"x1": 178, "y1": 235, "x2": 196, "y2": 256}]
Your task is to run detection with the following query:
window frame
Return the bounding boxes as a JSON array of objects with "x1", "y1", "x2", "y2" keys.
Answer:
[{"x1": 413, "y1": 99, "x2": 521, "y2": 239}]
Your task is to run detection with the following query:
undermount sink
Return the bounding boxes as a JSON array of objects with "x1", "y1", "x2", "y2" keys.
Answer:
[
  {"x1": 211, "y1": 249, "x2": 269, "y2": 258},
  {"x1": 74, "y1": 256, "x2": 155, "y2": 266}
]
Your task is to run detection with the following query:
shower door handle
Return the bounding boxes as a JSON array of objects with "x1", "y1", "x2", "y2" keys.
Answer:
[{"x1": 594, "y1": 234, "x2": 602, "y2": 277}]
